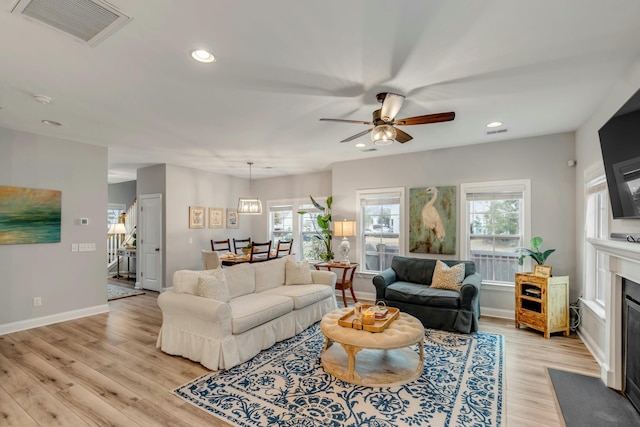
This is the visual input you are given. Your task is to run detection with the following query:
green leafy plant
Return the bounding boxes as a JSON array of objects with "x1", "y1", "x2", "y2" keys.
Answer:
[
  {"x1": 516, "y1": 236, "x2": 555, "y2": 265},
  {"x1": 298, "y1": 195, "x2": 334, "y2": 262}
]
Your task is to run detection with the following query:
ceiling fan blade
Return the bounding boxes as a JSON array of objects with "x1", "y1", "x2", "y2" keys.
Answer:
[
  {"x1": 395, "y1": 112, "x2": 455, "y2": 126},
  {"x1": 394, "y1": 128, "x2": 413, "y2": 143},
  {"x1": 320, "y1": 118, "x2": 373, "y2": 125},
  {"x1": 380, "y1": 93, "x2": 405, "y2": 122},
  {"x1": 341, "y1": 128, "x2": 373, "y2": 143}
]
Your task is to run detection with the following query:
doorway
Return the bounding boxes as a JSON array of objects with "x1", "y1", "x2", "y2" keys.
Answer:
[{"x1": 139, "y1": 193, "x2": 163, "y2": 292}]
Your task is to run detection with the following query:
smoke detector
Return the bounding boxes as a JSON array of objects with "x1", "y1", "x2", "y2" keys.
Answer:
[{"x1": 11, "y1": 0, "x2": 131, "y2": 46}]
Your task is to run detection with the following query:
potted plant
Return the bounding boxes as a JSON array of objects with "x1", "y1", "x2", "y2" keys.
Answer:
[
  {"x1": 242, "y1": 242, "x2": 252, "y2": 255},
  {"x1": 298, "y1": 195, "x2": 334, "y2": 262},
  {"x1": 516, "y1": 236, "x2": 555, "y2": 266}
]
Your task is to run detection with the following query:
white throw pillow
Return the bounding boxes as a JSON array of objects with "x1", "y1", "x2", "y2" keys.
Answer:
[
  {"x1": 285, "y1": 258, "x2": 313, "y2": 285},
  {"x1": 196, "y1": 269, "x2": 230, "y2": 302},
  {"x1": 253, "y1": 257, "x2": 286, "y2": 292},
  {"x1": 173, "y1": 268, "x2": 225, "y2": 295},
  {"x1": 224, "y1": 263, "x2": 256, "y2": 298},
  {"x1": 430, "y1": 260, "x2": 465, "y2": 291}
]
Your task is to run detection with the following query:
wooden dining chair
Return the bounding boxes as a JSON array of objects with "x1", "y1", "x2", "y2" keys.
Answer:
[
  {"x1": 275, "y1": 239, "x2": 293, "y2": 257},
  {"x1": 249, "y1": 241, "x2": 272, "y2": 263},
  {"x1": 233, "y1": 237, "x2": 251, "y2": 254},
  {"x1": 211, "y1": 239, "x2": 231, "y2": 253}
]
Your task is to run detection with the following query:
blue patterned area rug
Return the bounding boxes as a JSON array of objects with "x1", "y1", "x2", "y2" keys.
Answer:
[
  {"x1": 107, "y1": 284, "x2": 144, "y2": 301},
  {"x1": 174, "y1": 324, "x2": 504, "y2": 427}
]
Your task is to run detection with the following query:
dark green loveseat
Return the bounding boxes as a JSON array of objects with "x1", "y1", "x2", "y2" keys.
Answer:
[{"x1": 372, "y1": 256, "x2": 482, "y2": 333}]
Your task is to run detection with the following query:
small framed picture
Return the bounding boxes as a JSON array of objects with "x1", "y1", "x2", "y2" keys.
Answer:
[
  {"x1": 208, "y1": 208, "x2": 224, "y2": 229},
  {"x1": 189, "y1": 206, "x2": 205, "y2": 229},
  {"x1": 226, "y1": 208, "x2": 239, "y2": 229},
  {"x1": 533, "y1": 264, "x2": 552, "y2": 277}
]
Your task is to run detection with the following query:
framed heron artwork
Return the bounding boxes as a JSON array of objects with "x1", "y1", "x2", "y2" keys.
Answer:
[{"x1": 409, "y1": 186, "x2": 456, "y2": 254}]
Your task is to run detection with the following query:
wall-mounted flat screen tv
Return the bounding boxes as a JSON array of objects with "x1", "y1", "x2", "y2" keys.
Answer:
[{"x1": 598, "y1": 88, "x2": 640, "y2": 219}]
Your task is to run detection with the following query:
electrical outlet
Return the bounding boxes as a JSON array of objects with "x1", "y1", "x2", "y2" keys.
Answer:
[
  {"x1": 72, "y1": 243, "x2": 78, "y2": 252},
  {"x1": 33, "y1": 297, "x2": 42, "y2": 307}
]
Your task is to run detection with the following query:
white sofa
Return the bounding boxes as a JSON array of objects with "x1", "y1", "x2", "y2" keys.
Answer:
[{"x1": 156, "y1": 256, "x2": 337, "y2": 370}]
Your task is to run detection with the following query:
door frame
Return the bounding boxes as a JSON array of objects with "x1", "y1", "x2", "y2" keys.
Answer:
[{"x1": 138, "y1": 193, "x2": 163, "y2": 291}]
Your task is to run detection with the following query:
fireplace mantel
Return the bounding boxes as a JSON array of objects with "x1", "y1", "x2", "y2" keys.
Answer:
[
  {"x1": 589, "y1": 238, "x2": 640, "y2": 266},
  {"x1": 587, "y1": 238, "x2": 640, "y2": 390}
]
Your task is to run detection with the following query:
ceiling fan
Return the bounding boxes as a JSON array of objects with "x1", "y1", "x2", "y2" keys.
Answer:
[{"x1": 320, "y1": 92, "x2": 455, "y2": 145}]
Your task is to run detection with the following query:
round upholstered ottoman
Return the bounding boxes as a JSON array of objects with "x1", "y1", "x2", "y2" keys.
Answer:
[{"x1": 319, "y1": 308, "x2": 425, "y2": 386}]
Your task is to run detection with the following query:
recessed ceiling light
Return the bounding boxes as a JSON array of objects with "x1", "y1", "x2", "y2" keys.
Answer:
[
  {"x1": 41, "y1": 120, "x2": 62, "y2": 126},
  {"x1": 355, "y1": 143, "x2": 366, "y2": 148},
  {"x1": 191, "y1": 49, "x2": 216, "y2": 63},
  {"x1": 486, "y1": 121, "x2": 503, "y2": 128}
]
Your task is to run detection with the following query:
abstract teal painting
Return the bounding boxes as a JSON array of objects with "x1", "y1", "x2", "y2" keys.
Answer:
[{"x1": 0, "y1": 186, "x2": 61, "y2": 245}]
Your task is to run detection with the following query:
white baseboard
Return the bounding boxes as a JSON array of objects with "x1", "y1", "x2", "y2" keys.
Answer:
[
  {"x1": 481, "y1": 307, "x2": 514, "y2": 319},
  {"x1": 340, "y1": 290, "x2": 376, "y2": 303},
  {"x1": 577, "y1": 327, "x2": 605, "y2": 368},
  {"x1": 0, "y1": 304, "x2": 110, "y2": 336}
]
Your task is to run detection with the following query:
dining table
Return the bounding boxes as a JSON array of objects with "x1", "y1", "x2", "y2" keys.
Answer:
[{"x1": 219, "y1": 251, "x2": 284, "y2": 266}]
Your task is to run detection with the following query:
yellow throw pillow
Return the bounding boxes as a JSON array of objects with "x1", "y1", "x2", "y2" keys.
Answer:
[
  {"x1": 285, "y1": 258, "x2": 313, "y2": 285},
  {"x1": 431, "y1": 260, "x2": 465, "y2": 291}
]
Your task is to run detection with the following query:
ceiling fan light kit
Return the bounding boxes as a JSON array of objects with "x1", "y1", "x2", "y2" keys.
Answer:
[
  {"x1": 371, "y1": 124, "x2": 396, "y2": 144},
  {"x1": 320, "y1": 92, "x2": 455, "y2": 145}
]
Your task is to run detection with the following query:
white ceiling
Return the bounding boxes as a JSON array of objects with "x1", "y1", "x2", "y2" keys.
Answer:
[{"x1": 1, "y1": 0, "x2": 640, "y2": 183}]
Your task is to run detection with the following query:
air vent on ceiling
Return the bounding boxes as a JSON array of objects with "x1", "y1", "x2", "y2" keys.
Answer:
[
  {"x1": 11, "y1": 0, "x2": 131, "y2": 46},
  {"x1": 486, "y1": 128, "x2": 508, "y2": 135}
]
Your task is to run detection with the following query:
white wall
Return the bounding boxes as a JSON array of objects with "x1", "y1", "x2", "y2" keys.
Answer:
[
  {"x1": 251, "y1": 171, "x2": 332, "y2": 240},
  {"x1": 164, "y1": 164, "x2": 251, "y2": 287},
  {"x1": 0, "y1": 127, "x2": 108, "y2": 333},
  {"x1": 574, "y1": 58, "x2": 640, "y2": 358},
  {"x1": 108, "y1": 180, "x2": 136, "y2": 209},
  {"x1": 331, "y1": 133, "x2": 577, "y2": 315}
]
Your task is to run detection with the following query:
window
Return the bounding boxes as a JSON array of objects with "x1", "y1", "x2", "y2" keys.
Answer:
[
  {"x1": 299, "y1": 202, "x2": 329, "y2": 261},
  {"x1": 585, "y1": 172, "x2": 608, "y2": 305},
  {"x1": 108, "y1": 203, "x2": 125, "y2": 230},
  {"x1": 460, "y1": 180, "x2": 531, "y2": 284},
  {"x1": 269, "y1": 204, "x2": 293, "y2": 243},
  {"x1": 357, "y1": 188, "x2": 404, "y2": 273},
  {"x1": 267, "y1": 198, "x2": 330, "y2": 262}
]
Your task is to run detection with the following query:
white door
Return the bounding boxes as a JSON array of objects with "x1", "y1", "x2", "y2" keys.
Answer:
[{"x1": 139, "y1": 194, "x2": 162, "y2": 292}]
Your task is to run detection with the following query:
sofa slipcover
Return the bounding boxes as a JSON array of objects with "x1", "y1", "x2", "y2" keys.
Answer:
[{"x1": 157, "y1": 256, "x2": 337, "y2": 370}]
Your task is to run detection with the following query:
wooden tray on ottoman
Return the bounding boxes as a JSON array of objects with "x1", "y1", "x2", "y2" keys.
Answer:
[{"x1": 338, "y1": 305, "x2": 399, "y2": 332}]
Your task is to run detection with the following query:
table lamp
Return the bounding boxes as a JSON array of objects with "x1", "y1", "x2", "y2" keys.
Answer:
[
  {"x1": 108, "y1": 222, "x2": 127, "y2": 244},
  {"x1": 334, "y1": 219, "x2": 356, "y2": 264}
]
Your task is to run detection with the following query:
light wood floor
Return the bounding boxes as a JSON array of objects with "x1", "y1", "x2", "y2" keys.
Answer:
[{"x1": 0, "y1": 286, "x2": 599, "y2": 426}]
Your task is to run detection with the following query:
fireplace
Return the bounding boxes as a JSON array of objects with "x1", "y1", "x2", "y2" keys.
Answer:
[
  {"x1": 588, "y1": 238, "x2": 640, "y2": 393},
  {"x1": 625, "y1": 278, "x2": 640, "y2": 412}
]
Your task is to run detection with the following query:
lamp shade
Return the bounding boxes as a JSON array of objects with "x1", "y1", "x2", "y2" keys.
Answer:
[
  {"x1": 334, "y1": 220, "x2": 356, "y2": 237},
  {"x1": 108, "y1": 223, "x2": 127, "y2": 235},
  {"x1": 237, "y1": 198, "x2": 263, "y2": 214},
  {"x1": 371, "y1": 124, "x2": 396, "y2": 145}
]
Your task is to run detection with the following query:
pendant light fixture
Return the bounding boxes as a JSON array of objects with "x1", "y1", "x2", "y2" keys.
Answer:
[{"x1": 237, "y1": 161, "x2": 263, "y2": 215}]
